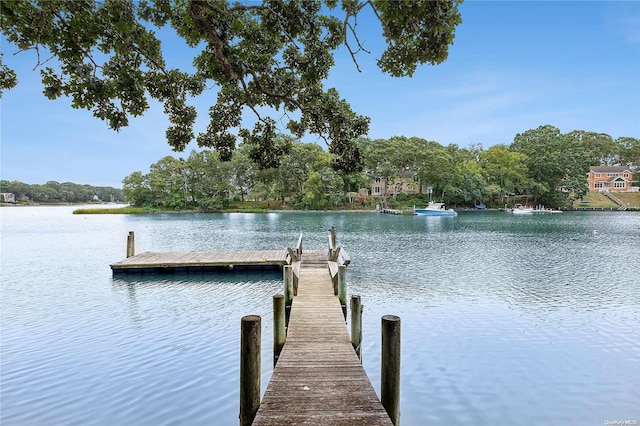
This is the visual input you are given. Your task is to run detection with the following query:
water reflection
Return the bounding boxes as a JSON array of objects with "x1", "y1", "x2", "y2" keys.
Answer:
[{"x1": 111, "y1": 273, "x2": 282, "y2": 327}]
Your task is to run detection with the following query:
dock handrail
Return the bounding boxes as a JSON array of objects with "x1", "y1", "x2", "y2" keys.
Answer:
[
  {"x1": 286, "y1": 233, "x2": 303, "y2": 296},
  {"x1": 285, "y1": 233, "x2": 304, "y2": 264},
  {"x1": 328, "y1": 245, "x2": 350, "y2": 295},
  {"x1": 328, "y1": 227, "x2": 337, "y2": 258},
  {"x1": 296, "y1": 232, "x2": 303, "y2": 258},
  {"x1": 337, "y1": 247, "x2": 350, "y2": 266},
  {"x1": 327, "y1": 228, "x2": 349, "y2": 276}
]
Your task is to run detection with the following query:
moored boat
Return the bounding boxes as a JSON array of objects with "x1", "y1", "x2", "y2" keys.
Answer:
[
  {"x1": 508, "y1": 204, "x2": 534, "y2": 214},
  {"x1": 415, "y1": 202, "x2": 457, "y2": 216}
]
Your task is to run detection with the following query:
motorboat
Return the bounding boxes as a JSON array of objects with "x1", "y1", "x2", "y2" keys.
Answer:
[
  {"x1": 414, "y1": 202, "x2": 457, "y2": 216},
  {"x1": 508, "y1": 204, "x2": 534, "y2": 214}
]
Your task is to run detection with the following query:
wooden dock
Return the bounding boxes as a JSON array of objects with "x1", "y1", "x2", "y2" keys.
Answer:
[
  {"x1": 111, "y1": 231, "x2": 397, "y2": 424},
  {"x1": 110, "y1": 250, "x2": 288, "y2": 274},
  {"x1": 252, "y1": 252, "x2": 393, "y2": 425},
  {"x1": 379, "y1": 208, "x2": 414, "y2": 215}
]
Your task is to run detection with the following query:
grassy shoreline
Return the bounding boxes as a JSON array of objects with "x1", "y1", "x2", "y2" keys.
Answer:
[
  {"x1": 72, "y1": 206, "x2": 163, "y2": 214},
  {"x1": 72, "y1": 206, "x2": 376, "y2": 214},
  {"x1": 570, "y1": 192, "x2": 640, "y2": 210}
]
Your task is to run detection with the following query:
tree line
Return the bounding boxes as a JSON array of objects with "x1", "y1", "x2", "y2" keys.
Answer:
[
  {"x1": 0, "y1": 180, "x2": 124, "y2": 204},
  {"x1": 123, "y1": 134, "x2": 366, "y2": 210},
  {"x1": 122, "y1": 125, "x2": 639, "y2": 210}
]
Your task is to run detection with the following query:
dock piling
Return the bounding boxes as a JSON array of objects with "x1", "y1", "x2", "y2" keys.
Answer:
[
  {"x1": 283, "y1": 265, "x2": 294, "y2": 325},
  {"x1": 350, "y1": 295, "x2": 363, "y2": 361},
  {"x1": 126, "y1": 231, "x2": 135, "y2": 258},
  {"x1": 240, "y1": 315, "x2": 261, "y2": 426},
  {"x1": 273, "y1": 294, "x2": 285, "y2": 366},
  {"x1": 381, "y1": 315, "x2": 401, "y2": 425},
  {"x1": 329, "y1": 227, "x2": 337, "y2": 257}
]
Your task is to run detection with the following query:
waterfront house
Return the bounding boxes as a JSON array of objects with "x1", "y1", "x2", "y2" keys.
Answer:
[
  {"x1": 1, "y1": 193, "x2": 16, "y2": 203},
  {"x1": 370, "y1": 172, "x2": 425, "y2": 197},
  {"x1": 587, "y1": 166, "x2": 637, "y2": 192}
]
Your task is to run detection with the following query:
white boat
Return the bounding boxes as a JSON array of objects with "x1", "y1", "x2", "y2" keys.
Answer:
[
  {"x1": 508, "y1": 204, "x2": 534, "y2": 214},
  {"x1": 414, "y1": 202, "x2": 457, "y2": 216}
]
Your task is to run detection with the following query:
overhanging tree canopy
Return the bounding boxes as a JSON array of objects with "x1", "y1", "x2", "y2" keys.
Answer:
[{"x1": 0, "y1": 0, "x2": 463, "y2": 172}]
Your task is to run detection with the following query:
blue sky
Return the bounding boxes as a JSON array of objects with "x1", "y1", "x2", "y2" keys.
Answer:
[{"x1": 1, "y1": 1, "x2": 639, "y2": 188}]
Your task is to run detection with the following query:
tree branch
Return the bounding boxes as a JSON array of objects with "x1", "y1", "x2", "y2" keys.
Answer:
[
  {"x1": 227, "y1": 4, "x2": 267, "y2": 13},
  {"x1": 237, "y1": 75, "x2": 264, "y2": 124},
  {"x1": 189, "y1": 0, "x2": 243, "y2": 81},
  {"x1": 342, "y1": 2, "x2": 371, "y2": 73},
  {"x1": 50, "y1": 10, "x2": 102, "y2": 72},
  {"x1": 247, "y1": 70, "x2": 302, "y2": 110}
]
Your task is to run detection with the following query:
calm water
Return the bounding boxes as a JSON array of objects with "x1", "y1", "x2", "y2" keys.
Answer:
[{"x1": 1, "y1": 206, "x2": 639, "y2": 425}]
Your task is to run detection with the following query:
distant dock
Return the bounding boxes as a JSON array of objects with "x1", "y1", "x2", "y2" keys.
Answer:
[{"x1": 379, "y1": 208, "x2": 415, "y2": 215}]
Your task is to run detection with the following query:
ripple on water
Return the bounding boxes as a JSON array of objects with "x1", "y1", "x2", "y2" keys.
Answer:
[{"x1": 2, "y1": 209, "x2": 639, "y2": 425}]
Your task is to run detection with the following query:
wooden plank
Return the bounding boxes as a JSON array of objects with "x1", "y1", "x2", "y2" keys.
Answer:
[
  {"x1": 252, "y1": 258, "x2": 392, "y2": 426},
  {"x1": 327, "y1": 261, "x2": 339, "y2": 279},
  {"x1": 338, "y1": 248, "x2": 351, "y2": 266}
]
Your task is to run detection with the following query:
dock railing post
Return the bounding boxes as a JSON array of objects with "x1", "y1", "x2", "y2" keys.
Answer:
[
  {"x1": 283, "y1": 265, "x2": 294, "y2": 326},
  {"x1": 381, "y1": 315, "x2": 401, "y2": 425},
  {"x1": 350, "y1": 295, "x2": 362, "y2": 361},
  {"x1": 329, "y1": 227, "x2": 337, "y2": 257},
  {"x1": 296, "y1": 232, "x2": 303, "y2": 259},
  {"x1": 338, "y1": 264, "x2": 347, "y2": 320},
  {"x1": 126, "y1": 231, "x2": 135, "y2": 258},
  {"x1": 240, "y1": 315, "x2": 261, "y2": 426},
  {"x1": 273, "y1": 294, "x2": 285, "y2": 366}
]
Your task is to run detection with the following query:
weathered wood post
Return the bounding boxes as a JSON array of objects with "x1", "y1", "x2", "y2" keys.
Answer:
[
  {"x1": 338, "y1": 264, "x2": 347, "y2": 320},
  {"x1": 240, "y1": 315, "x2": 261, "y2": 426},
  {"x1": 296, "y1": 232, "x2": 303, "y2": 259},
  {"x1": 329, "y1": 227, "x2": 337, "y2": 257},
  {"x1": 292, "y1": 263, "x2": 299, "y2": 297},
  {"x1": 286, "y1": 247, "x2": 300, "y2": 296},
  {"x1": 283, "y1": 265, "x2": 294, "y2": 326},
  {"x1": 350, "y1": 295, "x2": 363, "y2": 361},
  {"x1": 381, "y1": 315, "x2": 401, "y2": 425},
  {"x1": 126, "y1": 231, "x2": 135, "y2": 258},
  {"x1": 273, "y1": 294, "x2": 285, "y2": 366}
]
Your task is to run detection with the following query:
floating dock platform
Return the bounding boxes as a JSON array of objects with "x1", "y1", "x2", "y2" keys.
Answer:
[{"x1": 110, "y1": 250, "x2": 288, "y2": 275}]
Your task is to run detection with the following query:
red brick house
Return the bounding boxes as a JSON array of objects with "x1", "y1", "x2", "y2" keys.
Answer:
[{"x1": 587, "y1": 166, "x2": 637, "y2": 192}]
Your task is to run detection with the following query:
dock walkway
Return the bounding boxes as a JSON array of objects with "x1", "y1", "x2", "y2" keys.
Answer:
[{"x1": 252, "y1": 252, "x2": 392, "y2": 425}]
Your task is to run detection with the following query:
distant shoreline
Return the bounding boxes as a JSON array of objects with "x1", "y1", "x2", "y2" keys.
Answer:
[
  {"x1": 72, "y1": 206, "x2": 638, "y2": 214},
  {"x1": 2, "y1": 203, "x2": 637, "y2": 213},
  {"x1": 1, "y1": 202, "x2": 126, "y2": 207}
]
